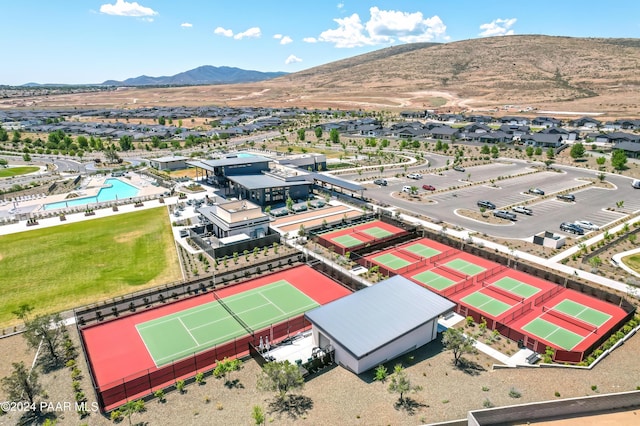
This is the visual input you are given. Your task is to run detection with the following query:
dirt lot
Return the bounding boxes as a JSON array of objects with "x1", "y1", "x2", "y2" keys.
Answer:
[{"x1": 1, "y1": 317, "x2": 639, "y2": 426}]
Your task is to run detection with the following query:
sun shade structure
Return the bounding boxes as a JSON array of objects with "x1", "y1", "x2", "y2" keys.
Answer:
[{"x1": 305, "y1": 275, "x2": 455, "y2": 374}]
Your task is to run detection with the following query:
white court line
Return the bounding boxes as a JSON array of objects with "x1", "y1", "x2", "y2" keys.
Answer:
[
  {"x1": 178, "y1": 317, "x2": 200, "y2": 346},
  {"x1": 257, "y1": 291, "x2": 286, "y2": 315}
]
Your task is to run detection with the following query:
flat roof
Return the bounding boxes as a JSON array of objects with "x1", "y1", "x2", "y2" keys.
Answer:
[
  {"x1": 203, "y1": 156, "x2": 271, "y2": 167},
  {"x1": 219, "y1": 233, "x2": 251, "y2": 245},
  {"x1": 227, "y1": 174, "x2": 311, "y2": 190},
  {"x1": 151, "y1": 155, "x2": 188, "y2": 162},
  {"x1": 305, "y1": 275, "x2": 455, "y2": 359},
  {"x1": 309, "y1": 173, "x2": 365, "y2": 192}
]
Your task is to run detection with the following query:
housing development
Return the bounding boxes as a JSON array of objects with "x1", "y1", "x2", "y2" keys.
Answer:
[{"x1": 1, "y1": 102, "x2": 639, "y2": 425}]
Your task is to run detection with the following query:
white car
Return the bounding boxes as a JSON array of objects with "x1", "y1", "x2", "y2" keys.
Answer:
[
  {"x1": 407, "y1": 173, "x2": 422, "y2": 180},
  {"x1": 574, "y1": 220, "x2": 599, "y2": 231}
]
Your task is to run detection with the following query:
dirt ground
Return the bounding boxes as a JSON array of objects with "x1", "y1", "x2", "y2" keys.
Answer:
[{"x1": 1, "y1": 318, "x2": 639, "y2": 426}]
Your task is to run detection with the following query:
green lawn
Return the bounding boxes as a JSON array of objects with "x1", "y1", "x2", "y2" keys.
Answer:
[
  {"x1": 622, "y1": 253, "x2": 640, "y2": 274},
  {"x1": 0, "y1": 207, "x2": 181, "y2": 326},
  {"x1": 0, "y1": 166, "x2": 40, "y2": 178}
]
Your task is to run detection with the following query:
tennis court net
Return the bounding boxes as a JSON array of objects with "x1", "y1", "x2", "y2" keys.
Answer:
[
  {"x1": 435, "y1": 263, "x2": 468, "y2": 281},
  {"x1": 482, "y1": 281, "x2": 524, "y2": 304},
  {"x1": 542, "y1": 306, "x2": 597, "y2": 334},
  {"x1": 398, "y1": 248, "x2": 423, "y2": 262},
  {"x1": 213, "y1": 292, "x2": 254, "y2": 336},
  {"x1": 352, "y1": 228, "x2": 375, "y2": 241}
]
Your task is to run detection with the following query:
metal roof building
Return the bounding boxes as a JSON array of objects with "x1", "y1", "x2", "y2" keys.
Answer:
[{"x1": 305, "y1": 275, "x2": 455, "y2": 374}]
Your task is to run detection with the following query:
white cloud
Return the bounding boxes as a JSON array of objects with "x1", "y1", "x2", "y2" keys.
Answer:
[
  {"x1": 318, "y1": 7, "x2": 448, "y2": 48},
  {"x1": 234, "y1": 27, "x2": 261, "y2": 40},
  {"x1": 479, "y1": 18, "x2": 517, "y2": 37},
  {"x1": 214, "y1": 27, "x2": 233, "y2": 37},
  {"x1": 285, "y1": 54, "x2": 302, "y2": 64},
  {"x1": 280, "y1": 36, "x2": 293, "y2": 45},
  {"x1": 273, "y1": 34, "x2": 283, "y2": 39},
  {"x1": 337, "y1": 2, "x2": 344, "y2": 9},
  {"x1": 303, "y1": 37, "x2": 318, "y2": 43},
  {"x1": 99, "y1": 0, "x2": 157, "y2": 17},
  {"x1": 180, "y1": 22, "x2": 193, "y2": 28}
]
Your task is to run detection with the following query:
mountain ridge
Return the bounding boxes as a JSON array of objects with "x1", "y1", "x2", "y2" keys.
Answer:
[{"x1": 101, "y1": 65, "x2": 287, "y2": 86}]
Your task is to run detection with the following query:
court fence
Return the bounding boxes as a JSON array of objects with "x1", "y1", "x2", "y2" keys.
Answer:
[
  {"x1": 85, "y1": 314, "x2": 313, "y2": 413},
  {"x1": 73, "y1": 251, "x2": 306, "y2": 328}
]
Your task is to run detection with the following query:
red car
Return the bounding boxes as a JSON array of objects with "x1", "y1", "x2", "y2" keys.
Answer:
[{"x1": 422, "y1": 184, "x2": 436, "y2": 191}]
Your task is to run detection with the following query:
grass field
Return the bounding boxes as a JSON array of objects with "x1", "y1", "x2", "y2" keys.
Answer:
[
  {"x1": 0, "y1": 207, "x2": 181, "y2": 326},
  {"x1": 622, "y1": 253, "x2": 640, "y2": 274},
  {"x1": 0, "y1": 166, "x2": 40, "y2": 178}
]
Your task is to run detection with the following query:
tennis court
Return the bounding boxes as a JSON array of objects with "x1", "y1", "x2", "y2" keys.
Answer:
[
  {"x1": 442, "y1": 258, "x2": 486, "y2": 276},
  {"x1": 487, "y1": 277, "x2": 541, "y2": 299},
  {"x1": 522, "y1": 317, "x2": 585, "y2": 350},
  {"x1": 331, "y1": 234, "x2": 367, "y2": 248},
  {"x1": 550, "y1": 299, "x2": 612, "y2": 327},
  {"x1": 372, "y1": 253, "x2": 412, "y2": 270},
  {"x1": 401, "y1": 242, "x2": 441, "y2": 259},
  {"x1": 136, "y1": 280, "x2": 319, "y2": 366},
  {"x1": 411, "y1": 270, "x2": 455, "y2": 290},
  {"x1": 359, "y1": 226, "x2": 394, "y2": 239},
  {"x1": 461, "y1": 291, "x2": 514, "y2": 317}
]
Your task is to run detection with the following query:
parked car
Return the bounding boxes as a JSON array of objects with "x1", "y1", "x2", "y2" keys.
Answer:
[
  {"x1": 528, "y1": 188, "x2": 545, "y2": 195},
  {"x1": 373, "y1": 179, "x2": 387, "y2": 186},
  {"x1": 512, "y1": 206, "x2": 533, "y2": 215},
  {"x1": 560, "y1": 222, "x2": 584, "y2": 235},
  {"x1": 477, "y1": 200, "x2": 496, "y2": 210},
  {"x1": 453, "y1": 165, "x2": 465, "y2": 172},
  {"x1": 557, "y1": 193, "x2": 576, "y2": 202},
  {"x1": 422, "y1": 184, "x2": 436, "y2": 191},
  {"x1": 574, "y1": 220, "x2": 599, "y2": 231},
  {"x1": 407, "y1": 173, "x2": 422, "y2": 180},
  {"x1": 402, "y1": 185, "x2": 413, "y2": 193},
  {"x1": 493, "y1": 209, "x2": 517, "y2": 221},
  {"x1": 632, "y1": 179, "x2": 640, "y2": 189}
]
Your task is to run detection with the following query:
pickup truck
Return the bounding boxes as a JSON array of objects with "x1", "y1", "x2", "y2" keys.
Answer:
[
  {"x1": 512, "y1": 206, "x2": 533, "y2": 215},
  {"x1": 493, "y1": 209, "x2": 517, "y2": 221}
]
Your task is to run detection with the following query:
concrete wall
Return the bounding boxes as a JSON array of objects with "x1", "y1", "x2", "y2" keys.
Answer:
[{"x1": 468, "y1": 390, "x2": 640, "y2": 425}]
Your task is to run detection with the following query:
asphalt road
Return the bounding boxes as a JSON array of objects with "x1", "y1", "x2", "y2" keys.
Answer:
[{"x1": 349, "y1": 159, "x2": 640, "y2": 239}]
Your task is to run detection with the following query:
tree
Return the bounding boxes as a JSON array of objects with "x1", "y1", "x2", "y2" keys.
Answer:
[
  {"x1": 480, "y1": 144, "x2": 490, "y2": 155},
  {"x1": 297, "y1": 128, "x2": 306, "y2": 141},
  {"x1": 546, "y1": 147, "x2": 555, "y2": 159},
  {"x1": 2, "y1": 362, "x2": 44, "y2": 410},
  {"x1": 256, "y1": 360, "x2": 304, "y2": 402},
  {"x1": 286, "y1": 196, "x2": 294, "y2": 211},
  {"x1": 314, "y1": 126, "x2": 322, "y2": 140},
  {"x1": 442, "y1": 327, "x2": 475, "y2": 366},
  {"x1": 490, "y1": 145, "x2": 499, "y2": 158},
  {"x1": 121, "y1": 399, "x2": 145, "y2": 425},
  {"x1": 611, "y1": 149, "x2": 628, "y2": 170},
  {"x1": 104, "y1": 148, "x2": 120, "y2": 164},
  {"x1": 569, "y1": 143, "x2": 585, "y2": 160},
  {"x1": 23, "y1": 153, "x2": 31, "y2": 162},
  {"x1": 0, "y1": 158, "x2": 7, "y2": 167},
  {"x1": 329, "y1": 128, "x2": 340, "y2": 144},
  {"x1": 214, "y1": 357, "x2": 242, "y2": 384},
  {"x1": 0, "y1": 127, "x2": 8, "y2": 141},
  {"x1": 596, "y1": 156, "x2": 606, "y2": 167},
  {"x1": 387, "y1": 364, "x2": 422, "y2": 405},
  {"x1": 22, "y1": 313, "x2": 66, "y2": 365},
  {"x1": 525, "y1": 146, "x2": 534, "y2": 158}
]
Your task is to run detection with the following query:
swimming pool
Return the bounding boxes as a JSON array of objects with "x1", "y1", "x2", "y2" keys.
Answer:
[{"x1": 43, "y1": 178, "x2": 140, "y2": 210}]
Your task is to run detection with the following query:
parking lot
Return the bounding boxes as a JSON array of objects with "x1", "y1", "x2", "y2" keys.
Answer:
[{"x1": 352, "y1": 160, "x2": 639, "y2": 239}]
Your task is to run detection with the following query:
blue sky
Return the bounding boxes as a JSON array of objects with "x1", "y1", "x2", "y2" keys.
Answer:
[{"x1": 2, "y1": 0, "x2": 638, "y2": 85}]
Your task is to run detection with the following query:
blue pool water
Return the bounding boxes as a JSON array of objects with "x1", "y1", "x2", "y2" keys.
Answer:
[
  {"x1": 43, "y1": 178, "x2": 139, "y2": 210},
  {"x1": 235, "y1": 152, "x2": 255, "y2": 158}
]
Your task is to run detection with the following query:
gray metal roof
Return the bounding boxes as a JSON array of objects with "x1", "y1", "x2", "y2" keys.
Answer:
[
  {"x1": 305, "y1": 275, "x2": 455, "y2": 360},
  {"x1": 309, "y1": 173, "x2": 365, "y2": 192},
  {"x1": 227, "y1": 174, "x2": 311, "y2": 189},
  {"x1": 202, "y1": 156, "x2": 271, "y2": 167}
]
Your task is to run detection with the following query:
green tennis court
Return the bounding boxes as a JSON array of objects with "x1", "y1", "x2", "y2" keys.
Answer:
[
  {"x1": 136, "y1": 280, "x2": 319, "y2": 366},
  {"x1": 522, "y1": 317, "x2": 584, "y2": 350},
  {"x1": 461, "y1": 291, "x2": 513, "y2": 317},
  {"x1": 360, "y1": 226, "x2": 393, "y2": 238},
  {"x1": 402, "y1": 243, "x2": 441, "y2": 259},
  {"x1": 372, "y1": 253, "x2": 412, "y2": 270},
  {"x1": 332, "y1": 234, "x2": 366, "y2": 247},
  {"x1": 443, "y1": 258, "x2": 486, "y2": 276},
  {"x1": 490, "y1": 277, "x2": 541, "y2": 298},
  {"x1": 411, "y1": 270, "x2": 455, "y2": 290},
  {"x1": 551, "y1": 299, "x2": 612, "y2": 326}
]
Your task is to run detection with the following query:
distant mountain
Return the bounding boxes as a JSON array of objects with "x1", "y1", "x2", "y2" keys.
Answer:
[{"x1": 101, "y1": 65, "x2": 287, "y2": 86}]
